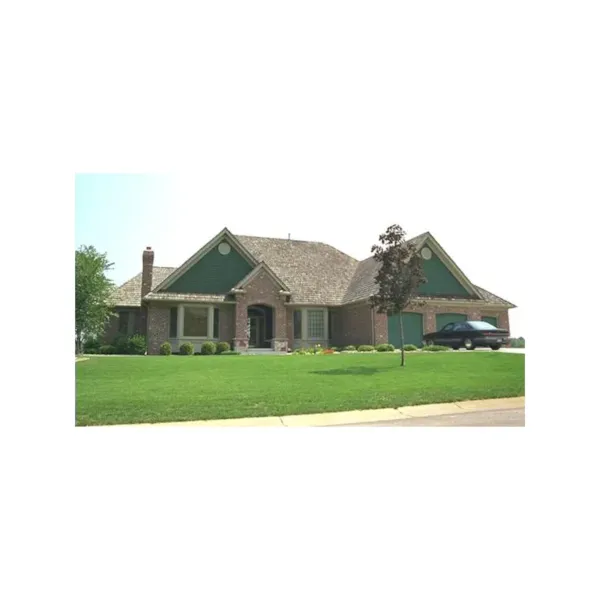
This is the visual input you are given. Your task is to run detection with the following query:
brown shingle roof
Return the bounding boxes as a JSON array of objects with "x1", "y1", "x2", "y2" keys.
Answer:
[
  {"x1": 110, "y1": 233, "x2": 514, "y2": 308},
  {"x1": 109, "y1": 267, "x2": 175, "y2": 307},
  {"x1": 236, "y1": 235, "x2": 358, "y2": 304}
]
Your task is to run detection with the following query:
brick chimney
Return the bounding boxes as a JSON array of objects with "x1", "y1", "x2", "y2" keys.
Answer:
[
  {"x1": 142, "y1": 247, "x2": 154, "y2": 299},
  {"x1": 140, "y1": 247, "x2": 154, "y2": 336}
]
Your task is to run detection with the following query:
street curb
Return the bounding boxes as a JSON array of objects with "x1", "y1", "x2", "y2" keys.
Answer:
[{"x1": 104, "y1": 396, "x2": 525, "y2": 428}]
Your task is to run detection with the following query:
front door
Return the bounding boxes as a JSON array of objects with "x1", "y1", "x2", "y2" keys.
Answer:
[{"x1": 249, "y1": 316, "x2": 259, "y2": 347}]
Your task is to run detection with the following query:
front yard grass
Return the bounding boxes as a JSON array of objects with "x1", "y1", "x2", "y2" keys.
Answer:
[{"x1": 75, "y1": 352, "x2": 525, "y2": 426}]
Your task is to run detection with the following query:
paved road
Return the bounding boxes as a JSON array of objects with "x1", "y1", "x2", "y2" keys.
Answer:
[{"x1": 338, "y1": 408, "x2": 525, "y2": 427}]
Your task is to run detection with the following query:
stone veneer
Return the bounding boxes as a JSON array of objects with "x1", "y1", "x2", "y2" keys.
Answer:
[
  {"x1": 233, "y1": 269, "x2": 289, "y2": 352},
  {"x1": 147, "y1": 305, "x2": 170, "y2": 354}
]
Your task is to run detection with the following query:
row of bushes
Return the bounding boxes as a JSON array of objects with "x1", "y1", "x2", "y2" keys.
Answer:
[
  {"x1": 161, "y1": 341, "x2": 239, "y2": 356},
  {"x1": 293, "y1": 343, "x2": 398, "y2": 355},
  {"x1": 85, "y1": 334, "x2": 146, "y2": 355}
]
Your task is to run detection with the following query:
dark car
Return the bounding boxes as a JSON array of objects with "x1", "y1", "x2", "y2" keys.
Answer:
[{"x1": 423, "y1": 320, "x2": 509, "y2": 350}]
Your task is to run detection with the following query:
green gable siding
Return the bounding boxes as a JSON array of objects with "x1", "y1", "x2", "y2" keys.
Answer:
[
  {"x1": 165, "y1": 245, "x2": 254, "y2": 294},
  {"x1": 419, "y1": 246, "x2": 471, "y2": 297},
  {"x1": 388, "y1": 312, "x2": 423, "y2": 347},
  {"x1": 436, "y1": 313, "x2": 467, "y2": 330}
]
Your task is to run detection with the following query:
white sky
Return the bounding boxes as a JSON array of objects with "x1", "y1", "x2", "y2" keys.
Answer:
[
  {"x1": 161, "y1": 177, "x2": 524, "y2": 338},
  {"x1": 71, "y1": 2, "x2": 531, "y2": 338}
]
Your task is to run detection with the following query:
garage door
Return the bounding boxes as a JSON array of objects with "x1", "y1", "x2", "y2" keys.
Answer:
[
  {"x1": 388, "y1": 312, "x2": 424, "y2": 347},
  {"x1": 435, "y1": 313, "x2": 467, "y2": 331},
  {"x1": 482, "y1": 316, "x2": 498, "y2": 327}
]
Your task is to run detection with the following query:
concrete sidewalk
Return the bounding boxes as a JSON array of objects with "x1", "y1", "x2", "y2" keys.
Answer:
[{"x1": 106, "y1": 396, "x2": 525, "y2": 428}]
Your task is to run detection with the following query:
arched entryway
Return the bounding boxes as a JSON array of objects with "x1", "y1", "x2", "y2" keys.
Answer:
[{"x1": 247, "y1": 304, "x2": 274, "y2": 348}]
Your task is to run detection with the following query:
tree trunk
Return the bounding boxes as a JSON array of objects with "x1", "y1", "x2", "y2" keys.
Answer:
[{"x1": 399, "y1": 311, "x2": 405, "y2": 367}]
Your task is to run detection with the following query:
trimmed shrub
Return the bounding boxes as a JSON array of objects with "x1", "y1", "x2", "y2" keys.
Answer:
[
  {"x1": 330, "y1": 346, "x2": 339, "y2": 352},
  {"x1": 219, "y1": 350, "x2": 241, "y2": 355},
  {"x1": 99, "y1": 345, "x2": 116, "y2": 355},
  {"x1": 200, "y1": 341, "x2": 217, "y2": 355},
  {"x1": 421, "y1": 345, "x2": 451, "y2": 352},
  {"x1": 375, "y1": 343, "x2": 395, "y2": 352},
  {"x1": 84, "y1": 337, "x2": 101, "y2": 352},
  {"x1": 85, "y1": 348, "x2": 99, "y2": 355},
  {"x1": 128, "y1": 334, "x2": 146, "y2": 355},
  {"x1": 403, "y1": 344, "x2": 418, "y2": 352},
  {"x1": 179, "y1": 342, "x2": 194, "y2": 355},
  {"x1": 160, "y1": 342, "x2": 172, "y2": 355},
  {"x1": 113, "y1": 335, "x2": 130, "y2": 355},
  {"x1": 358, "y1": 345, "x2": 375, "y2": 352},
  {"x1": 343, "y1": 345, "x2": 356, "y2": 352},
  {"x1": 215, "y1": 341, "x2": 230, "y2": 354}
]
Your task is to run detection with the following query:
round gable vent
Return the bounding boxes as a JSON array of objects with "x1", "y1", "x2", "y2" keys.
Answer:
[
  {"x1": 421, "y1": 247, "x2": 432, "y2": 260},
  {"x1": 218, "y1": 242, "x2": 231, "y2": 255}
]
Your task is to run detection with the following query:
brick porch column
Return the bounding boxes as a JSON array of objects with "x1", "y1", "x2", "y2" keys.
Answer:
[
  {"x1": 271, "y1": 292, "x2": 289, "y2": 352},
  {"x1": 233, "y1": 291, "x2": 249, "y2": 352},
  {"x1": 498, "y1": 310, "x2": 510, "y2": 333},
  {"x1": 373, "y1": 308, "x2": 388, "y2": 345},
  {"x1": 423, "y1": 305, "x2": 437, "y2": 334}
]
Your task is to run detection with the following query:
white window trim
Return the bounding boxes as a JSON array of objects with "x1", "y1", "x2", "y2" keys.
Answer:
[
  {"x1": 296, "y1": 308, "x2": 329, "y2": 341},
  {"x1": 178, "y1": 304, "x2": 217, "y2": 340}
]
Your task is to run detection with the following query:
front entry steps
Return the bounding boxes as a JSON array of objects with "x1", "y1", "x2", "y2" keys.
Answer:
[{"x1": 245, "y1": 348, "x2": 289, "y2": 356}]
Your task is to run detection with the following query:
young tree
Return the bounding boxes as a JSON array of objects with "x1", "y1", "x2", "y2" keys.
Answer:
[
  {"x1": 75, "y1": 245, "x2": 115, "y2": 354},
  {"x1": 370, "y1": 225, "x2": 427, "y2": 367}
]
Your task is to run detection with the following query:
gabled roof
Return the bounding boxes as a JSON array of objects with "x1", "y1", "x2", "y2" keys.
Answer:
[
  {"x1": 109, "y1": 230, "x2": 514, "y2": 308},
  {"x1": 232, "y1": 261, "x2": 290, "y2": 293},
  {"x1": 109, "y1": 266, "x2": 175, "y2": 307},
  {"x1": 236, "y1": 235, "x2": 358, "y2": 304},
  {"x1": 153, "y1": 227, "x2": 259, "y2": 293}
]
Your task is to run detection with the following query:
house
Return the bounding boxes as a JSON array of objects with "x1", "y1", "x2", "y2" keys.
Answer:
[{"x1": 106, "y1": 228, "x2": 515, "y2": 354}]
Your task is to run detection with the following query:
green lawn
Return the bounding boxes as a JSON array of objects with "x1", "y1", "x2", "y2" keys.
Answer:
[{"x1": 75, "y1": 353, "x2": 525, "y2": 426}]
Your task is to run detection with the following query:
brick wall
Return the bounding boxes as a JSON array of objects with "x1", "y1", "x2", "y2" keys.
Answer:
[
  {"x1": 373, "y1": 309, "x2": 388, "y2": 345},
  {"x1": 233, "y1": 269, "x2": 289, "y2": 351},
  {"x1": 218, "y1": 304, "x2": 235, "y2": 345},
  {"x1": 337, "y1": 302, "x2": 373, "y2": 347},
  {"x1": 147, "y1": 305, "x2": 170, "y2": 354}
]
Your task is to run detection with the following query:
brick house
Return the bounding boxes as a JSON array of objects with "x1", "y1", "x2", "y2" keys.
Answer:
[{"x1": 106, "y1": 227, "x2": 515, "y2": 354}]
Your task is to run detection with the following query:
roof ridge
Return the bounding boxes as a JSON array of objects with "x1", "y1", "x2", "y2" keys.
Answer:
[{"x1": 236, "y1": 233, "x2": 328, "y2": 244}]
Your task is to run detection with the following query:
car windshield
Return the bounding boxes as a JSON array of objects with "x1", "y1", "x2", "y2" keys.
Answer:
[{"x1": 467, "y1": 321, "x2": 498, "y2": 330}]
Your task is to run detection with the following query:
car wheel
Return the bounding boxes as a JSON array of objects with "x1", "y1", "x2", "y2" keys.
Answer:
[
  {"x1": 464, "y1": 338, "x2": 475, "y2": 350},
  {"x1": 425, "y1": 339, "x2": 434, "y2": 346},
  {"x1": 490, "y1": 345, "x2": 501, "y2": 351}
]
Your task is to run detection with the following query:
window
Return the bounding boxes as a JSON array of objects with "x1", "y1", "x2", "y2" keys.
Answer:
[
  {"x1": 454, "y1": 323, "x2": 471, "y2": 332},
  {"x1": 213, "y1": 308, "x2": 220, "y2": 339},
  {"x1": 328, "y1": 310, "x2": 335, "y2": 340},
  {"x1": 441, "y1": 323, "x2": 455, "y2": 332},
  {"x1": 118, "y1": 311, "x2": 130, "y2": 335},
  {"x1": 183, "y1": 306, "x2": 209, "y2": 337},
  {"x1": 169, "y1": 307, "x2": 178, "y2": 337},
  {"x1": 293, "y1": 310, "x2": 302, "y2": 340},
  {"x1": 307, "y1": 309, "x2": 325, "y2": 339}
]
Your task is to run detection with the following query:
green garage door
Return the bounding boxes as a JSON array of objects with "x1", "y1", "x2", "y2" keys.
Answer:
[
  {"x1": 388, "y1": 312, "x2": 424, "y2": 347},
  {"x1": 436, "y1": 313, "x2": 467, "y2": 331},
  {"x1": 482, "y1": 316, "x2": 498, "y2": 327}
]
